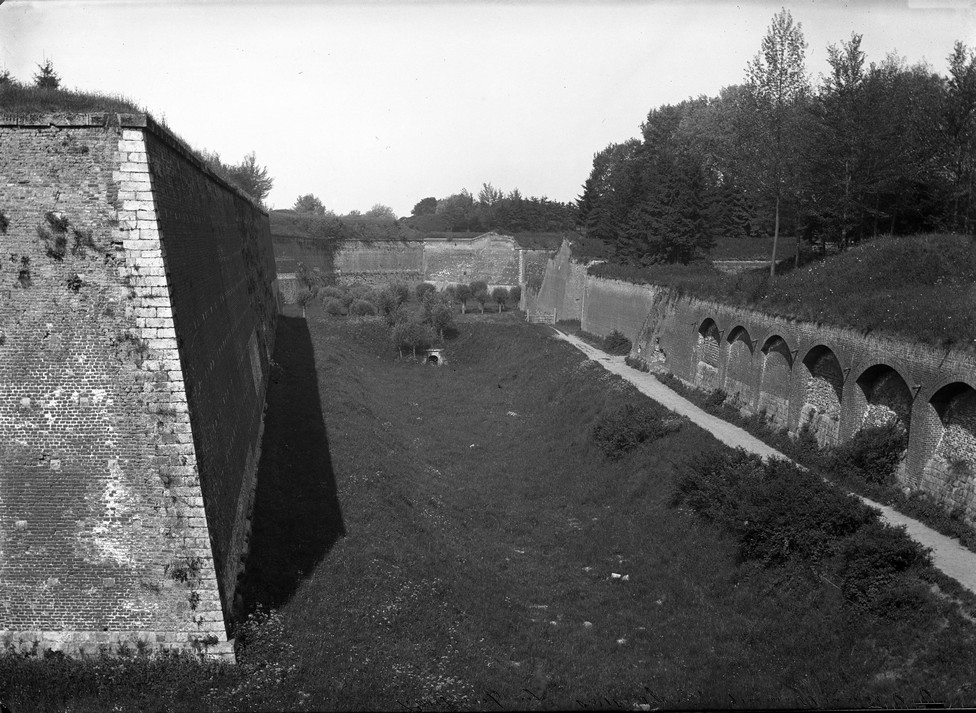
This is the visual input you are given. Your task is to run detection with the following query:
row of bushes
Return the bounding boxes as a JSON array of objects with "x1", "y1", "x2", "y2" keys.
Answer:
[
  {"x1": 588, "y1": 383, "x2": 935, "y2": 619},
  {"x1": 672, "y1": 449, "x2": 932, "y2": 617},
  {"x1": 651, "y1": 374, "x2": 976, "y2": 552},
  {"x1": 299, "y1": 279, "x2": 523, "y2": 318}
]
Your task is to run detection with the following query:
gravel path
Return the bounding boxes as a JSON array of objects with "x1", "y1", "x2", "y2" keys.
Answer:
[{"x1": 554, "y1": 330, "x2": 976, "y2": 594}]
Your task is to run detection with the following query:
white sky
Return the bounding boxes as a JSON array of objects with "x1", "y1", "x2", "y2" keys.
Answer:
[{"x1": 1, "y1": 0, "x2": 974, "y2": 217}]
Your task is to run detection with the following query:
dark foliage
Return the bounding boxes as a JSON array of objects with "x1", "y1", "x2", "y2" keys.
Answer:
[
  {"x1": 592, "y1": 402, "x2": 682, "y2": 460},
  {"x1": 828, "y1": 424, "x2": 908, "y2": 485},
  {"x1": 602, "y1": 330, "x2": 632, "y2": 355}
]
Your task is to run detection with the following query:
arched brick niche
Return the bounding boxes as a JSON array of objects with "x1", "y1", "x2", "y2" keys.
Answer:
[
  {"x1": 854, "y1": 364, "x2": 913, "y2": 433},
  {"x1": 758, "y1": 335, "x2": 793, "y2": 429},
  {"x1": 799, "y1": 345, "x2": 844, "y2": 446},
  {"x1": 695, "y1": 318, "x2": 721, "y2": 391},
  {"x1": 919, "y1": 382, "x2": 976, "y2": 523},
  {"x1": 724, "y1": 325, "x2": 755, "y2": 406}
]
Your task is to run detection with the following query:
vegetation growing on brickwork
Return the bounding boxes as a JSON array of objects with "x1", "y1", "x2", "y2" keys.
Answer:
[
  {"x1": 0, "y1": 83, "x2": 143, "y2": 114},
  {"x1": 829, "y1": 425, "x2": 909, "y2": 486},
  {"x1": 0, "y1": 210, "x2": 9, "y2": 234}
]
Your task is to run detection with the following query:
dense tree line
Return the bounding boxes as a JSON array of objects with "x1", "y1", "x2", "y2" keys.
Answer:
[
  {"x1": 407, "y1": 184, "x2": 577, "y2": 233},
  {"x1": 579, "y1": 10, "x2": 976, "y2": 267}
]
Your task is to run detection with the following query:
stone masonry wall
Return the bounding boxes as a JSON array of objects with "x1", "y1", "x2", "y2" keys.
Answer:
[
  {"x1": 140, "y1": 117, "x2": 277, "y2": 620},
  {"x1": 0, "y1": 114, "x2": 275, "y2": 660},
  {"x1": 530, "y1": 246, "x2": 976, "y2": 526}
]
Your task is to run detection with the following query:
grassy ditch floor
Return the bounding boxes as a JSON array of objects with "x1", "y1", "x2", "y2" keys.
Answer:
[{"x1": 5, "y1": 307, "x2": 976, "y2": 710}]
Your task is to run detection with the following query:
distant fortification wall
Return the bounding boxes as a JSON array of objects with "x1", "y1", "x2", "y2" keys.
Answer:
[
  {"x1": 272, "y1": 230, "x2": 552, "y2": 298},
  {"x1": 0, "y1": 114, "x2": 277, "y2": 660},
  {"x1": 532, "y1": 241, "x2": 976, "y2": 526}
]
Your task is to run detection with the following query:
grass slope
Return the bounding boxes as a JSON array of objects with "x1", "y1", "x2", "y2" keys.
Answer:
[
  {"x1": 0, "y1": 85, "x2": 143, "y2": 115},
  {"x1": 592, "y1": 233, "x2": 976, "y2": 349},
  {"x1": 244, "y1": 308, "x2": 976, "y2": 709},
  {"x1": 4, "y1": 309, "x2": 976, "y2": 710}
]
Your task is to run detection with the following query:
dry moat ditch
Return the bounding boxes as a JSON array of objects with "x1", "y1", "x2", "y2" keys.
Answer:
[{"x1": 5, "y1": 302, "x2": 976, "y2": 710}]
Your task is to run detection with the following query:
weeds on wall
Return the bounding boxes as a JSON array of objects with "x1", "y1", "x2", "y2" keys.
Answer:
[
  {"x1": 828, "y1": 424, "x2": 908, "y2": 486},
  {"x1": 17, "y1": 256, "x2": 31, "y2": 289},
  {"x1": 0, "y1": 210, "x2": 9, "y2": 234}
]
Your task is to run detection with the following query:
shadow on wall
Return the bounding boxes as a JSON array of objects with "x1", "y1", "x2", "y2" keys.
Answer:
[{"x1": 237, "y1": 315, "x2": 346, "y2": 614}]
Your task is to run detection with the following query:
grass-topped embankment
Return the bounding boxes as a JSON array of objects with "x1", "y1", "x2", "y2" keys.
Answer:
[
  {"x1": 0, "y1": 84, "x2": 143, "y2": 115},
  {"x1": 6, "y1": 310, "x2": 976, "y2": 709},
  {"x1": 591, "y1": 233, "x2": 976, "y2": 349}
]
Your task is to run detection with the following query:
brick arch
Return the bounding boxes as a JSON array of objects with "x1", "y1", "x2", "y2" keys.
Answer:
[
  {"x1": 758, "y1": 334, "x2": 794, "y2": 429},
  {"x1": 694, "y1": 317, "x2": 721, "y2": 390},
  {"x1": 919, "y1": 382, "x2": 976, "y2": 523},
  {"x1": 854, "y1": 363, "x2": 913, "y2": 433},
  {"x1": 798, "y1": 345, "x2": 844, "y2": 446},
  {"x1": 724, "y1": 325, "x2": 755, "y2": 405}
]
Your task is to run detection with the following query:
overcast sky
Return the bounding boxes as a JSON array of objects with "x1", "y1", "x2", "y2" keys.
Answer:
[{"x1": 1, "y1": 0, "x2": 974, "y2": 217}]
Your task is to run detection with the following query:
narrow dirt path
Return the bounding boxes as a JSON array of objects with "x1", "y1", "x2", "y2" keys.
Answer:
[{"x1": 553, "y1": 330, "x2": 976, "y2": 595}]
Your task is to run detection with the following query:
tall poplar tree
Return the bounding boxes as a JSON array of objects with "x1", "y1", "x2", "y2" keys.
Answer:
[{"x1": 745, "y1": 8, "x2": 809, "y2": 276}]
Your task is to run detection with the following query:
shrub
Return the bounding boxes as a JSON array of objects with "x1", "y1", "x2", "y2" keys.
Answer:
[
  {"x1": 625, "y1": 355, "x2": 650, "y2": 372},
  {"x1": 603, "y1": 330, "x2": 632, "y2": 355},
  {"x1": 509, "y1": 285, "x2": 522, "y2": 305},
  {"x1": 349, "y1": 298, "x2": 377, "y2": 316},
  {"x1": 469, "y1": 279, "x2": 488, "y2": 296},
  {"x1": 323, "y1": 298, "x2": 344, "y2": 316},
  {"x1": 828, "y1": 424, "x2": 908, "y2": 485},
  {"x1": 319, "y1": 285, "x2": 346, "y2": 303},
  {"x1": 839, "y1": 521, "x2": 931, "y2": 616},
  {"x1": 704, "y1": 389, "x2": 728, "y2": 408},
  {"x1": 592, "y1": 402, "x2": 682, "y2": 460},
  {"x1": 673, "y1": 450, "x2": 877, "y2": 566},
  {"x1": 376, "y1": 285, "x2": 405, "y2": 317},
  {"x1": 416, "y1": 282, "x2": 437, "y2": 301}
]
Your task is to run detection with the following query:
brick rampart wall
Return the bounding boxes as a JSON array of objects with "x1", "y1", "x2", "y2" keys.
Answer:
[
  {"x1": 273, "y1": 232, "x2": 547, "y2": 300},
  {"x1": 531, "y1": 242, "x2": 976, "y2": 525},
  {"x1": 0, "y1": 114, "x2": 275, "y2": 660}
]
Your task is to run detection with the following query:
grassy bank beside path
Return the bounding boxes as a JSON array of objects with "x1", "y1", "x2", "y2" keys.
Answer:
[{"x1": 4, "y1": 307, "x2": 976, "y2": 710}]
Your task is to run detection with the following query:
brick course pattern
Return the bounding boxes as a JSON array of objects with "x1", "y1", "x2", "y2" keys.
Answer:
[
  {"x1": 532, "y1": 241, "x2": 976, "y2": 526},
  {"x1": 0, "y1": 114, "x2": 277, "y2": 661}
]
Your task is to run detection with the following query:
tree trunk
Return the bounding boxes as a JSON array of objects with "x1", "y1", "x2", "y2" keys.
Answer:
[{"x1": 769, "y1": 192, "x2": 781, "y2": 278}]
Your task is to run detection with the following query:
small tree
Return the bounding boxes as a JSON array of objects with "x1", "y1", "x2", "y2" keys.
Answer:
[
  {"x1": 0, "y1": 69, "x2": 17, "y2": 87},
  {"x1": 422, "y1": 293, "x2": 455, "y2": 339},
  {"x1": 365, "y1": 203, "x2": 397, "y2": 219},
  {"x1": 416, "y1": 282, "x2": 437, "y2": 301},
  {"x1": 297, "y1": 288, "x2": 315, "y2": 318},
  {"x1": 469, "y1": 281, "x2": 489, "y2": 313},
  {"x1": 491, "y1": 286, "x2": 508, "y2": 312},
  {"x1": 294, "y1": 194, "x2": 326, "y2": 215},
  {"x1": 454, "y1": 284, "x2": 472, "y2": 314},
  {"x1": 226, "y1": 152, "x2": 274, "y2": 205},
  {"x1": 392, "y1": 319, "x2": 436, "y2": 358},
  {"x1": 509, "y1": 285, "x2": 522, "y2": 306},
  {"x1": 33, "y1": 59, "x2": 60, "y2": 89}
]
